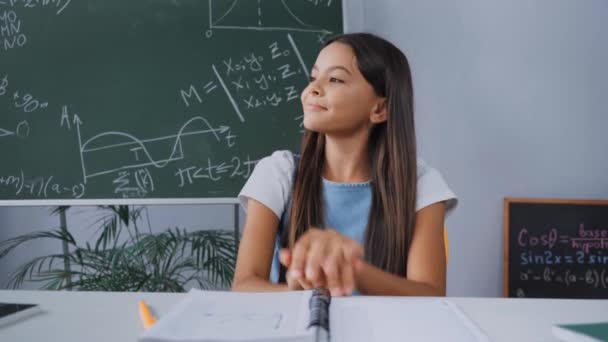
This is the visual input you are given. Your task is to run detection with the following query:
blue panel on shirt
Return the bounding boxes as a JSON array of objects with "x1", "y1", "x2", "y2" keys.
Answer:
[{"x1": 270, "y1": 178, "x2": 372, "y2": 283}]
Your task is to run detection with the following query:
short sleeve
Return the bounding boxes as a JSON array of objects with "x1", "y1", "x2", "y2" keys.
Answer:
[
  {"x1": 238, "y1": 150, "x2": 296, "y2": 219},
  {"x1": 416, "y1": 159, "x2": 458, "y2": 214}
]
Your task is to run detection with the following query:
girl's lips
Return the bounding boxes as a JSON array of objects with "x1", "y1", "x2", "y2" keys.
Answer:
[{"x1": 306, "y1": 103, "x2": 327, "y2": 111}]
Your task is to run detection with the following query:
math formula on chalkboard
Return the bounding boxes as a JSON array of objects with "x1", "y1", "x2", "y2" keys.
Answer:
[{"x1": 504, "y1": 198, "x2": 608, "y2": 299}]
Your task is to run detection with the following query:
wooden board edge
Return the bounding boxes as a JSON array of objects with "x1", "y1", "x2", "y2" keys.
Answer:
[
  {"x1": 503, "y1": 198, "x2": 510, "y2": 297},
  {"x1": 503, "y1": 197, "x2": 608, "y2": 206}
]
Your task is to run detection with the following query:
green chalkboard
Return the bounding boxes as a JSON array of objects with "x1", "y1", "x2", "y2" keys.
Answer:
[{"x1": 0, "y1": 0, "x2": 342, "y2": 201}]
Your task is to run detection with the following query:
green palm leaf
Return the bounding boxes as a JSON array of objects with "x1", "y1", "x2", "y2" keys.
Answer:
[{"x1": 1, "y1": 205, "x2": 239, "y2": 292}]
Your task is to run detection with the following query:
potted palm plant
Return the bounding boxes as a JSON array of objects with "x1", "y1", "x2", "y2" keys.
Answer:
[{"x1": 0, "y1": 205, "x2": 237, "y2": 292}]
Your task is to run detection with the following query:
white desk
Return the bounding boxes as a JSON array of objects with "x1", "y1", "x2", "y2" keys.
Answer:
[{"x1": 0, "y1": 290, "x2": 606, "y2": 341}]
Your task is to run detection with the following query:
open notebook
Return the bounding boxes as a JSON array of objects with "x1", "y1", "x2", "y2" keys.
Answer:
[{"x1": 138, "y1": 289, "x2": 489, "y2": 342}]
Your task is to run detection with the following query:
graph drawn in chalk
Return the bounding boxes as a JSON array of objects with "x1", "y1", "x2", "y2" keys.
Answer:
[
  {"x1": 75, "y1": 115, "x2": 231, "y2": 183},
  {"x1": 205, "y1": 0, "x2": 333, "y2": 38}
]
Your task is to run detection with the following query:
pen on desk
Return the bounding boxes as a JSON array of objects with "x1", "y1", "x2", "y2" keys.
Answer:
[{"x1": 139, "y1": 300, "x2": 157, "y2": 329}]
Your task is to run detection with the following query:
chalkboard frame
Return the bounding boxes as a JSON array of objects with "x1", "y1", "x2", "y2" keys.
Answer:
[{"x1": 502, "y1": 197, "x2": 608, "y2": 297}]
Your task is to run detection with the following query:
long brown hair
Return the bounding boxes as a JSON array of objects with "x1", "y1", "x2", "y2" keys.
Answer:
[{"x1": 280, "y1": 33, "x2": 417, "y2": 281}]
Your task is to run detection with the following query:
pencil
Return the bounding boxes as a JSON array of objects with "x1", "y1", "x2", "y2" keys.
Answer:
[{"x1": 138, "y1": 300, "x2": 157, "y2": 329}]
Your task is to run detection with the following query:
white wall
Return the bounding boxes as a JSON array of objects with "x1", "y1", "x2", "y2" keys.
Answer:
[
  {"x1": 0, "y1": 207, "x2": 60, "y2": 289},
  {"x1": 361, "y1": 0, "x2": 608, "y2": 296}
]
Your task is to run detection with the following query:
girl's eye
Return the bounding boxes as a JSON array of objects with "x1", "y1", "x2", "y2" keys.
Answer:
[
  {"x1": 329, "y1": 77, "x2": 344, "y2": 83},
  {"x1": 308, "y1": 76, "x2": 316, "y2": 83}
]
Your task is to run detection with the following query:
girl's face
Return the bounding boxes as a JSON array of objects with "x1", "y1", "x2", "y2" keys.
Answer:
[{"x1": 301, "y1": 42, "x2": 385, "y2": 135}]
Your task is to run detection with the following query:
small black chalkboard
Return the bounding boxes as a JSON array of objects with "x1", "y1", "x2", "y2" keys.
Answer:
[{"x1": 504, "y1": 198, "x2": 608, "y2": 298}]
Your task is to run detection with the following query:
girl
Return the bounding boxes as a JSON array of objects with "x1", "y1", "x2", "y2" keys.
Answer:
[{"x1": 232, "y1": 33, "x2": 457, "y2": 297}]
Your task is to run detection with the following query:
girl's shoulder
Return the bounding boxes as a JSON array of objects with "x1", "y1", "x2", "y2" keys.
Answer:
[
  {"x1": 239, "y1": 152, "x2": 457, "y2": 216},
  {"x1": 255, "y1": 153, "x2": 437, "y2": 187},
  {"x1": 258, "y1": 150, "x2": 297, "y2": 175},
  {"x1": 416, "y1": 158, "x2": 432, "y2": 178},
  {"x1": 238, "y1": 150, "x2": 296, "y2": 219},
  {"x1": 415, "y1": 159, "x2": 458, "y2": 212}
]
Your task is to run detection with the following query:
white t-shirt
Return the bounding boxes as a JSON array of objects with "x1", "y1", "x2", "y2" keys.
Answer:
[{"x1": 239, "y1": 150, "x2": 458, "y2": 218}]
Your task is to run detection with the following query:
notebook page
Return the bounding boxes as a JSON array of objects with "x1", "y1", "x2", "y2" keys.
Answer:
[
  {"x1": 330, "y1": 297, "x2": 489, "y2": 342},
  {"x1": 140, "y1": 289, "x2": 314, "y2": 342},
  {"x1": 329, "y1": 303, "x2": 372, "y2": 342}
]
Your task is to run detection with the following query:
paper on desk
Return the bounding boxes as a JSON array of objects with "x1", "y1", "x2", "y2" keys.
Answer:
[
  {"x1": 330, "y1": 297, "x2": 489, "y2": 342},
  {"x1": 138, "y1": 289, "x2": 314, "y2": 342}
]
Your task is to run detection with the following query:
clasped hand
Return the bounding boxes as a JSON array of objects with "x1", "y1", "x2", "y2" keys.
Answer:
[{"x1": 279, "y1": 228, "x2": 363, "y2": 297}]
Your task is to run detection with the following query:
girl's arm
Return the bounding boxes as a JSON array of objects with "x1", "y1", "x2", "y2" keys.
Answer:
[
  {"x1": 354, "y1": 202, "x2": 447, "y2": 296},
  {"x1": 231, "y1": 198, "x2": 289, "y2": 292}
]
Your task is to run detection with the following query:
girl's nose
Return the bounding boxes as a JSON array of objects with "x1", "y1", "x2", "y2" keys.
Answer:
[{"x1": 309, "y1": 82, "x2": 322, "y2": 96}]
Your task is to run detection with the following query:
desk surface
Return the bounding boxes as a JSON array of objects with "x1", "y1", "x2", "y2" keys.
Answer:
[{"x1": 0, "y1": 290, "x2": 607, "y2": 341}]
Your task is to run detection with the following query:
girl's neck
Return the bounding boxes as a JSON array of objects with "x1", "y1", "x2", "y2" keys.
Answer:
[{"x1": 322, "y1": 130, "x2": 371, "y2": 183}]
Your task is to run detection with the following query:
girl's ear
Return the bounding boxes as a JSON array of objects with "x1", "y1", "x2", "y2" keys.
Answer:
[{"x1": 370, "y1": 98, "x2": 388, "y2": 124}]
